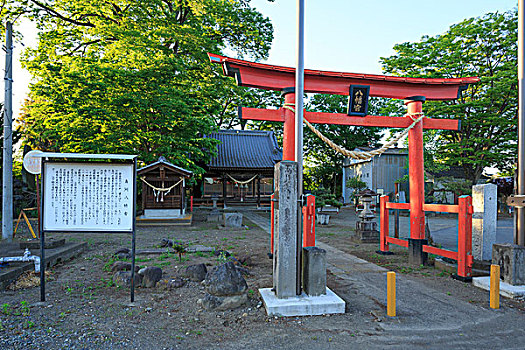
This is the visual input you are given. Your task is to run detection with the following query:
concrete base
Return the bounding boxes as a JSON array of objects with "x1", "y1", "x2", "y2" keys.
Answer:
[
  {"x1": 143, "y1": 209, "x2": 185, "y2": 218},
  {"x1": 259, "y1": 287, "x2": 345, "y2": 316},
  {"x1": 472, "y1": 276, "x2": 525, "y2": 300}
]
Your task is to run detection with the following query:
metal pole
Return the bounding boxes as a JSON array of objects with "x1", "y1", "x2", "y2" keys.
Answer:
[
  {"x1": 295, "y1": 0, "x2": 305, "y2": 295},
  {"x1": 2, "y1": 22, "x2": 13, "y2": 241},
  {"x1": 517, "y1": 0, "x2": 525, "y2": 246}
]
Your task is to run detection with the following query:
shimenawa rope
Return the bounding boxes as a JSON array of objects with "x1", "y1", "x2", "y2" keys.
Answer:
[
  {"x1": 140, "y1": 177, "x2": 183, "y2": 202},
  {"x1": 227, "y1": 174, "x2": 258, "y2": 185},
  {"x1": 282, "y1": 103, "x2": 424, "y2": 161}
]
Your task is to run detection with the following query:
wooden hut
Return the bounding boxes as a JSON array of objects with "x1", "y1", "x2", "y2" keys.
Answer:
[{"x1": 138, "y1": 156, "x2": 192, "y2": 219}]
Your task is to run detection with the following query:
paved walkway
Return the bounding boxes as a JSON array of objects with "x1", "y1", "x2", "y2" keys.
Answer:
[{"x1": 242, "y1": 209, "x2": 525, "y2": 349}]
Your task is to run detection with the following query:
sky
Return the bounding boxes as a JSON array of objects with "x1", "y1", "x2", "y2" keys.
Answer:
[{"x1": 1, "y1": 0, "x2": 518, "y2": 121}]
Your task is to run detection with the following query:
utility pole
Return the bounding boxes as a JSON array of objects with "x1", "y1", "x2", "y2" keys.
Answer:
[
  {"x1": 2, "y1": 22, "x2": 13, "y2": 241},
  {"x1": 295, "y1": 0, "x2": 305, "y2": 295},
  {"x1": 516, "y1": 1, "x2": 525, "y2": 246}
]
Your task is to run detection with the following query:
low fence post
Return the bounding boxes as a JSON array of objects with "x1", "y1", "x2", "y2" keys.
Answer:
[
  {"x1": 378, "y1": 195, "x2": 390, "y2": 254},
  {"x1": 387, "y1": 271, "x2": 396, "y2": 317},
  {"x1": 455, "y1": 195, "x2": 473, "y2": 281},
  {"x1": 302, "y1": 195, "x2": 316, "y2": 247},
  {"x1": 490, "y1": 264, "x2": 500, "y2": 309}
]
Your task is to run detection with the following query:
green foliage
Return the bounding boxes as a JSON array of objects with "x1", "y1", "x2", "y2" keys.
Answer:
[
  {"x1": 312, "y1": 188, "x2": 342, "y2": 208},
  {"x1": 381, "y1": 10, "x2": 518, "y2": 183},
  {"x1": 8, "y1": 0, "x2": 274, "y2": 174},
  {"x1": 304, "y1": 94, "x2": 383, "y2": 195},
  {"x1": 436, "y1": 176, "x2": 472, "y2": 196}
]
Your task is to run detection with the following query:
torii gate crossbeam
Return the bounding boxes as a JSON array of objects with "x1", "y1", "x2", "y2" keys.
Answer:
[{"x1": 209, "y1": 53, "x2": 479, "y2": 264}]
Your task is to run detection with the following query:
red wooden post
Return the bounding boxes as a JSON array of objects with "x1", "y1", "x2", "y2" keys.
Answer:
[
  {"x1": 456, "y1": 195, "x2": 473, "y2": 279},
  {"x1": 406, "y1": 97, "x2": 425, "y2": 240},
  {"x1": 302, "y1": 195, "x2": 316, "y2": 247},
  {"x1": 283, "y1": 91, "x2": 296, "y2": 161},
  {"x1": 270, "y1": 193, "x2": 275, "y2": 256},
  {"x1": 190, "y1": 195, "x2": 193, "y2": 212},
  {"x1": 379, "y1": 195, "x2": 390, "y2": 252}
]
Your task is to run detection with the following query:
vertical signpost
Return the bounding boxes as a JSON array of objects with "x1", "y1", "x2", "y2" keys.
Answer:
[
  {"x1": 37, "y1": 153, "x2": 137, "y2": 302},
  {"x1": 3, "y1": 22, "x2": 14, "y2": 242},
  {"x1": 295, "y1": 0, "x2": 305, "y2": 296}
]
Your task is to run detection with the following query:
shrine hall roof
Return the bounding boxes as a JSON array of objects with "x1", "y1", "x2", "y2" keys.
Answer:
[
  {"x1": 138, "y1": 156, "x2": 193, "y2": 177},
  {"x1": 206, "y1": 130, "x2": 282, "y2": 171}
]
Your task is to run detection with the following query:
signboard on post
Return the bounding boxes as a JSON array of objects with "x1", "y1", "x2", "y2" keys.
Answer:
[
  {"x1": 42, "y1": 163, "x2": 134, "y2": 232},
  {"x1": 36, "y1": 153, "x2": 138, "y2": 303}
]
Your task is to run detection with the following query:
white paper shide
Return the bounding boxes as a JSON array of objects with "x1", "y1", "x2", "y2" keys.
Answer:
[{"x1": 43, "y1": 163, "x2": 134, "y2": 231}]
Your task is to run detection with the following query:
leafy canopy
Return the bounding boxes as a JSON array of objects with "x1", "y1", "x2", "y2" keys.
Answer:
[
  {"x1": 8, "y1": 0, "x2": 274, "y2": 174},
  {"x1": 381, "y1": 10, "x2": 518, "y2": 183}
]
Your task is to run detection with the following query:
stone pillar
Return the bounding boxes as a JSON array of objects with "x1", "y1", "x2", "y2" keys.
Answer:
[
  {"x1": 302, "y1": 247, "x2": 326, "y2": 296},
  {"x1": 493, "y1": 243, "x2": 525, "y2": 285},
  {"x1": 273, "y1": 161, "x2": 298, "y2": 299},
  {"x1": 472, "y1": 183, "x2": 497, "y2": 261}
]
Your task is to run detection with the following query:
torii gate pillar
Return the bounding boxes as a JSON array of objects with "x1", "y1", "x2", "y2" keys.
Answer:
[
  {"x1": 282, "y1": 88, "x2": 296, "y2": 161},
  {"x1": 406, "y1": 96, "x2": 428, "y2": 265}
]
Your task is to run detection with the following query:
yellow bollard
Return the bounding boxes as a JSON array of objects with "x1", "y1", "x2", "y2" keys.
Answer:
[
  {"x1": 387, "y1": 271, "x2": 396, "y2": 317},
  {"x1": 490, "y1": 264, "x2": 500, "y2": 309}
]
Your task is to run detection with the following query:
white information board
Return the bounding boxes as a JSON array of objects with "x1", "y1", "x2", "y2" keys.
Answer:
[{"x1": 42, "y1": 162, "x2": 134, "y2": 232}]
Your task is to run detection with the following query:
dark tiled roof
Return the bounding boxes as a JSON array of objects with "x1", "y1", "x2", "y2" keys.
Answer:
[{"x1": 206, "y1": 130, "x2": 282, "y2": 170}]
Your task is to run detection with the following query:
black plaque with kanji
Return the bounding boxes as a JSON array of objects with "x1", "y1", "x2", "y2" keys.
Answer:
[{"x1": 347, "y1": 85, "x2": 370, "y2": 117}]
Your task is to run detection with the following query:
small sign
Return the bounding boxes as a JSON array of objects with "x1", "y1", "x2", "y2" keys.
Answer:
[
  {"x1": 23, "y1": 150, "x2": 43, "y2": 175},
  {"x1": 42, "y1": 162, "x2": 134, "y2": 232},
  {"x1": 347, "y1": 85, "x2": 370, "y2": 117}
]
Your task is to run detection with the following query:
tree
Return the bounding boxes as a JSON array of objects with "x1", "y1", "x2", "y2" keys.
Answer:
[
  {"x1": 6, "y1": 0, "x2": 274, "y2": 174},
  {"x1": 381, "y1": 10, "x2": 518, "y2": 184},
  {"x1": 304, "y1": 94, "x2": 383, "y2": 195}
]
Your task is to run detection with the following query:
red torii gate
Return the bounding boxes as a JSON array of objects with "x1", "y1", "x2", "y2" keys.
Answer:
[{"x1": 209, "y1": 53, "x2": 479, "y2": 264}]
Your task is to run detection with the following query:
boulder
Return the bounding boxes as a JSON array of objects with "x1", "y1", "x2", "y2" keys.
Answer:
[
  {"x1": 204, "y1": 262, "x2": 248, "y2": 296},
  {"x1": 112, "y1": 271, "x2": 142, "y2": 288},
  {"x1": 115, "y1": 247, "x2": 131, "y2": 260},
  {"x1": 182, "y1": 264, "x2": 207, "y2": 282},
  {"x1": 160, "y1": 238, "x2": 174, "y2": 248},
  {"x1": 140, "y1": 266, "x2": 163, "y2": 288},
  {"x1": 236, "y1": 255, "x2": 253, "y2": 266},
  {"x1": 199, "y1": 293, "x2": 248, "y2": 311},
  {"x1": 110, "y1": 261, "x2": 139, "y2": 273},
  {"x1": 157, "y1": 278, "x2": 186, "y2": 290}
]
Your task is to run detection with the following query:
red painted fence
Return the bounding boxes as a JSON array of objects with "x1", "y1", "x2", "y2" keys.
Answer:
[{"x1": 379, "y1": 195, "x2": 473, "y2": 279}]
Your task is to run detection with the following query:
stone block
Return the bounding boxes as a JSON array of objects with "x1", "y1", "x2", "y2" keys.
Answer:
[
  {"x1": 273, "y1": 161, "x2": 298, "y2": 299},
  {"x1": 207, "y1": 213, "x2": 222, "y2": 222},
  {"x1": 408, "y1": 238, "x2": 428, "y2": 266},
  {"x1": 302, "y1": 247, "x2": 326, "y2": 297},
  {"x1": 223, "y1": 213, "x2": 243, "y2": 227},
  {"x1": 493, "y1": 243, "x2": 525, "y2": 285},
  {"x1": 472, "y1": 183, "x2": 497, "y2": 261}
]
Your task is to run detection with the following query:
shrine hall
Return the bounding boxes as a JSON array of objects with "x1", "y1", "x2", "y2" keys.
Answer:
[{"x1": 193, "y1": 129, "x2": 282, "y2": 207}]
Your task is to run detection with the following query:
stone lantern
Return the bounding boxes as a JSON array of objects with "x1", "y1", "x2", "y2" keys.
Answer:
[{"x1": 355, "y1": 189, "x2": 379, "y2": 243}]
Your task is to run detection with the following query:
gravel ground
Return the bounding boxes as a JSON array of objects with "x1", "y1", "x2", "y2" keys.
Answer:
[{"x1": 0, "y1": 208, "x2": 523, "y2": 350}]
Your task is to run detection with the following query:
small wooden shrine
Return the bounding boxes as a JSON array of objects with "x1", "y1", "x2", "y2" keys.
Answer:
[{"x1": 137, "y1": 156, "x2": 192, "y2": 219}]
